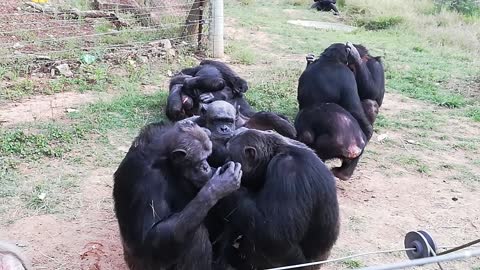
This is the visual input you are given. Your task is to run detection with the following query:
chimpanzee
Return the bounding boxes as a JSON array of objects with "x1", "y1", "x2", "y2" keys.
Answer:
[
  {"x1": 213, "y1": 129, "x2": 340, "y2": 269},
  {"x1": 346, "y1": 42, "x2": 385, "y2": 108},
  {"x1": 295, "y1": 104, "x2": 367, "y2": 180},
  {"x1": 311, "y1": 0, "x2": 339, "y2": 15},
  {"x1": 306, "y1": 43, "x2": 385, "y2": 110},
  {"x1": 166, "y1": 60, "x2": 249, "y2": 121},
  {"x1": 298, "y1": 43, "x2": 373, "y2": 140},
  {"x1": 362, "y1": 99, "x2": 379, "y2": 125},
  {"x1": 113, "y1": 120, "x2": 243, "y2": 270},
  {"x1": 188, "y1": 101, "x2": 297, "y2": 166}
]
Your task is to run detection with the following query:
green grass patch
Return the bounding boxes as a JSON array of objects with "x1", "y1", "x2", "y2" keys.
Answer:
[
  {"x1": 226, "y1": 41, "x2": 257, "y2": 65},
  {"x1": 356, "y1": 16, "x2": 404, "y2": 30},
  {"x1": 342, "y1": 259, "x2": 363, "y2": 269}
]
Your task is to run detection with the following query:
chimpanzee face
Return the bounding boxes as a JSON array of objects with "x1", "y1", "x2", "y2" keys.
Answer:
[
  {"x1": 203, "y1": 101, "x2": 237, "y2": 140},
  {"x1": 171, "y1": 121, "x2": 214, "y2": 188}
]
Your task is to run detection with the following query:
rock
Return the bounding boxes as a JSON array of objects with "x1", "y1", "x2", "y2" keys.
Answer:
[
  {"x1": 150, "y1": 39, "x2": 172, "y2": 49},
  {"x1": 166, "y1": 48, "x2": 176, "y2": 57},
  {"x1": 55, "y1": 63, "x2": 74, "y2": 77}
]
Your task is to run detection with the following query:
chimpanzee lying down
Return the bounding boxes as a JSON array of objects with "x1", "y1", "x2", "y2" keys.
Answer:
[{"x1": 166, "y1": 60, "x2": 250, "y2": 121}]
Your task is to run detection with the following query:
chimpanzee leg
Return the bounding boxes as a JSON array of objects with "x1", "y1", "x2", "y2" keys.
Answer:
[
  {"x1": 331, "y1": 155, "x2": 361, "y2": 180},
  {"x1": 329, "y1": 3, "x2": 339, "y2": 13},
  {"x1": 313, "y1": 134, "x2": 346, "y2": 161},
  {"x1": 176, "y1": 225, "x2": 213, "y2": 270}
]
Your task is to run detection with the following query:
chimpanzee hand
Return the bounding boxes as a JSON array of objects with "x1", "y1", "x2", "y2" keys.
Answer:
[
  {"x1": 200, "y1": 92, "x2": 215, "y2": 103},
  {"x1": 306, "y1": 53, "x2": 316, "y2": 64},
  {"x1": 206, "y1": 161, "x2": 242, "y2": 198},
  {"x1": 346, "y1": 42, "x2": 361, "y2": 63}
]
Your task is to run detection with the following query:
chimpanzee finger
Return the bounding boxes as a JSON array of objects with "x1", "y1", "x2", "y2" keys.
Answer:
[
  {"x1": 233, "y1": 162, "x2": 242, "y2": 177},
  {"x1": 219, "y1": 161, "x2": 234, "y2": 174}
]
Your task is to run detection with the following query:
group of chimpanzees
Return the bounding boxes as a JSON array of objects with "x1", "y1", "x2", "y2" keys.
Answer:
[{"x1": 113, "y1": 42, "x2": 384, "y2": 270}]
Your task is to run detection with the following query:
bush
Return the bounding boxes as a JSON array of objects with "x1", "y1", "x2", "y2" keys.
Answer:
[
  {"x1": 434, "y1": 0, "x2": 480, "y2": 16},
  {"x1": 356, "y1": 16, "x2": 404, "y2": 30}
]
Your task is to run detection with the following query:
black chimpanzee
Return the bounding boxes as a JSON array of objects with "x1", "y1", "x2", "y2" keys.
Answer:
[
  {"x1": 166, "y1": 60, "x2": 249, "y2": 121},
  {"x1": 188, "y1": 101, "x2": 297, "y2": 166},
  {"x1": 113, "y1": 120, "x2": 243, "y2": 270},
  {"x1": 311, "y1": 0, "x2": 339, "y2": 15},
  {"x1": 298, "y1": 43, "x2": 373, "y2": 140},
  {"x1": 213, "y1": 129, "x2": 340, "y2": 269},
  {"x1": 185, "y1": 101, "x2": 238, "y2": 167},
  {"x1": 346, "y1": 42, "x2": 385, "y2": 110},
  {"x1": 295, "y1": 103, "x2": 367, "y2": 180}
]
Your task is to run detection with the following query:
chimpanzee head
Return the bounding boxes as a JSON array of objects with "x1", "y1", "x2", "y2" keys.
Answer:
[
  {"x1": 169, "y1": 120, "x2": 213, "y2": 188},
  {"x1": 226, "y1": 129, "x2": 279, "y2": 188},
  {"x1": 362, "y1": 99, "x2": 379, "y2": 125},
  {"x1": 201, "y1": 101, "x2": 237, "y2": 141},
  {"x1": 321, "y1": 43, "x2": 348, "y2": 64}
]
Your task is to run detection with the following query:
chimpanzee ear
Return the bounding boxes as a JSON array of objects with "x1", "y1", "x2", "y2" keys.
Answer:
[
  {"x1": 171, "y1": 149, "x2": 187, "y2": 162},
  {"x1": 244, "y1": 146, "x2": 256, "y2": 161}
]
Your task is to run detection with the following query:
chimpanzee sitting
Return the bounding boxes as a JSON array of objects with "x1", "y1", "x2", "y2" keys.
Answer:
[
  {"x1": 306, "y1": 43, "x2": 385, "y2": 122},
  {"x1": 113, "y1": 120, "x2": 242, "y2": 270},
  {"x1": 187, "y1": 101, "x2": 297, "y2": 166},
  {"x1": 346, "y1": 42, "x2": 385, "y2": 109},
  {"x1": 311, "y1": 0, "x2": 339, "y2": 15},
  {"x1": 166, "y1": 60, "x2": 249, "y2": 121},
  {"x1": 298, "y1": 43, "x2": 373, "y2": 140},
  {"x1": 214, "y1": 129, "x2": 339, "y2": 269},
  {"x1": 295, "y1": 103, "x2": 367, "y2": 180}
]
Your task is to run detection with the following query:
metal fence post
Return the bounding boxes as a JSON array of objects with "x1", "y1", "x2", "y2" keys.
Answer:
[{"x1": 211, "y1": 0, "x2": 224, "y2": 58}]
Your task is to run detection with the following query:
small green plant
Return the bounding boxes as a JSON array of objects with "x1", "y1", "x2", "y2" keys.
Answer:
[
  {"x1": 467, "y1": 107, "x2": 480, "y2": 121},
  {"x1": 356, "y1": 16, "x2": 404, "y2": 30},
  {"x1": 434, "y1": 0, "x2": 480, "y2": 16},
  {"x1": 343, "y1": 259, "x2": 363, "y2": 269}
]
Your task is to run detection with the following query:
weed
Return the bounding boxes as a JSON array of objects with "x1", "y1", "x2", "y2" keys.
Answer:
[
  {"x1": 343, "y1": 259, "x2": 363, "y2": 269},
  {"x1": 467, "y1": 107, "x2": 480, "y2": 121},
  {"x1": 356, "y1": 16, "x2": 404, "y2": 30}
]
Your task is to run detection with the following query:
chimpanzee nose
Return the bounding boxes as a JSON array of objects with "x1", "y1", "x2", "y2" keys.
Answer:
[{"x1": 221, "y1": 126, "x2": 228, "y2": 132}]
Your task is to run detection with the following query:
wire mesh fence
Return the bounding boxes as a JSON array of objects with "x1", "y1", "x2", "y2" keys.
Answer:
[{"x1": 0, "y1": 0, "x2": 211, "y2": 66}]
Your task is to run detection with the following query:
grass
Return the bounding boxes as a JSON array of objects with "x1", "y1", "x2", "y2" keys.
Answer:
[
  {"x1": 342, "y1": 259, "x2": 363, "y2": 269},
  {"x1": 226, "y1": 40, "x2": 257, "y2": 65},
  {"x1": 225, "y1": 0, "x2": 480, "y2": 120}
]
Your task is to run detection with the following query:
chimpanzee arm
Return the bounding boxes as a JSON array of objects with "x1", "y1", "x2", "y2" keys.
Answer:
[
  {"x1": 352, "y1": 58, "x2": 385, "y2": 105},
  {"x1": 166, "y1": 84, "x2": 187, "y2": 121},
  {"x1": 179, "y1": 66, "x2": 201, "y2": 76},
  {"x1": 199, "y1": 88, "x2": 235, "y2": 103},
  {"x1": 141, "y1": 175, "x2": 220, "y2": 256},
  {"x1": 199, "y1": 60, "x2": 248, "y2": 93},
  {"x1": 183, "y1": 76, "x2": 226, "y2": 97}
]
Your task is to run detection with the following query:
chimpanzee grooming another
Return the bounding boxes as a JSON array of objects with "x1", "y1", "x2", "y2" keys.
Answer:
[
  {"x1": 295, "y1": 104, "x2": 367, "y2": 180},
  {"x1": 298, "y1": 43, "x2": 373, "y2": 140},
  {"x1": 306, "y1": 43, "x2": 385, "y2": 121},
  {"x1": 346, "y1": 42, "x2": 385, "y2": 109},
  {"x1": 311, "y1": 0, "x2": 339, "y2": 15},
  {"x1": 166, "y1": 60, "x2": 249, "y2": 121},
  {"x1": 113, "y1": 120, "x2": 243, "y2": 270},
  {"x1": 188, "y1": 101, "x2": 297, "y2": 166},
  {"x1": 213, "y1": 129, "x2": 339, "y2": 270}
]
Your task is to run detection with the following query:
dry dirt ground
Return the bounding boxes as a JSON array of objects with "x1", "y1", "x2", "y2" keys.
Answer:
[{"x1": 1, "y1": 12, "x2": 480, "y2": 270}]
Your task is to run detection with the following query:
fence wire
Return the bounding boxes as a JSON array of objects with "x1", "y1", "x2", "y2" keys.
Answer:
[{"x1": 0, "y1": 0, "x2": 211, "y2": 65}]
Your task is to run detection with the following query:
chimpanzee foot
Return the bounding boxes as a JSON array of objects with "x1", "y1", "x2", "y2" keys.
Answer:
[{"x1": 331, "y1": 167, "x2": 353, "y2": 181}]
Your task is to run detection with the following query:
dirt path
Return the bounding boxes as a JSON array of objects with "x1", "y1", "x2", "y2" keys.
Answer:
[{"x1": 0, "y1": 92, "x2": 109, "y2": 126}]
